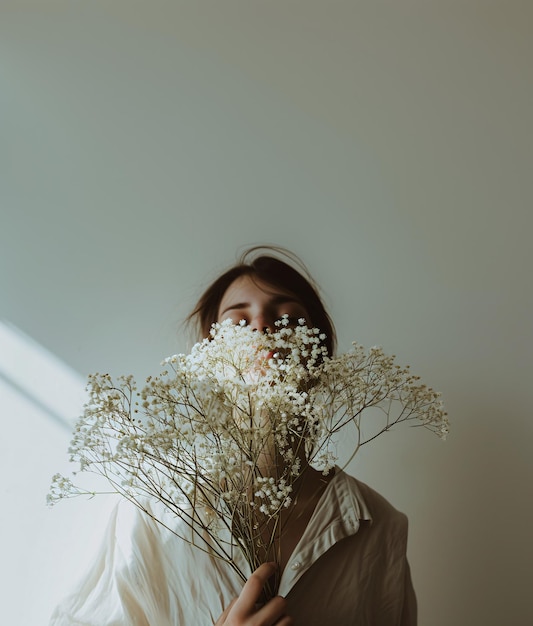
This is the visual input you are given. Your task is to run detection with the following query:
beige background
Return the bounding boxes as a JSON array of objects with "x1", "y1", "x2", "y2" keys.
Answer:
[{"x1": 1, "y1": 2, "x2": 532, "y2": 624}]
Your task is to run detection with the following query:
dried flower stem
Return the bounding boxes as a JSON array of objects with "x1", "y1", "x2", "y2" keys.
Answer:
[{"x1": 49, "y1": 318, "x2": 448, "y2": 597}]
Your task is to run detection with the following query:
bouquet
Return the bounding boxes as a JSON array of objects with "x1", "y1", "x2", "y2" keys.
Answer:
[{"x1": 49, "y1": 317, "x2": 448, "y2": 597}]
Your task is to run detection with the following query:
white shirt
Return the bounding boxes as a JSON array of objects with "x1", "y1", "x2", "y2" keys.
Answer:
[{"x1": 50, "y1": 470, "x2": 416, "y2": 625}]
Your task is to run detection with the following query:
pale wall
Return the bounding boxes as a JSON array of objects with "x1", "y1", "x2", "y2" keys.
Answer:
[{"x1": 1, "y1": 2, "x2": 532, "y2": 625}]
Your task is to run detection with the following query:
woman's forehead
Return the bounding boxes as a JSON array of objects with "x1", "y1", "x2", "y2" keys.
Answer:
[
  {"x1": 222, "y1": 275, "x2": 301, "y2": 300},
  {"x1": 218, "y1": 275, "x2": 306, "y2": 314}
]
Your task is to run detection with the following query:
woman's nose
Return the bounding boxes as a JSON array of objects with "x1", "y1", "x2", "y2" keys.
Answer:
[{"x1": 250, "y1": 314, "x2": 273, "y2": 333}]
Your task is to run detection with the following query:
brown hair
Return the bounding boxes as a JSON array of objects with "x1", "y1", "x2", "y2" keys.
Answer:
[{"x1": 187, "y1": 246, "x2": 336, "y2": 355}]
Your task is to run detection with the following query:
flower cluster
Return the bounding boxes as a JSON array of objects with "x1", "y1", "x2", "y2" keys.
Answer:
[{"x1": 49, "y1": 317, "x2": 448, "y2": 587}]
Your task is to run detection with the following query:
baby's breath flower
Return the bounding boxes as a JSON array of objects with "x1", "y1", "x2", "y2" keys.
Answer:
[{"x1": 49, "y1": 319, "x2": 448, "y2": 589}]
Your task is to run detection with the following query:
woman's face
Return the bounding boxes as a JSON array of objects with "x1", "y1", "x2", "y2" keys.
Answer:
[
  {"x1": 217, "y1": 275, "x2": 311, "y2": 331},
  {"x1": 217, "y1": 276, "x2": 313, "y2": 471}
]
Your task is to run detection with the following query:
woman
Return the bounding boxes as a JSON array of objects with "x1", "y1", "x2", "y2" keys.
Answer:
[{"x1": 50, "y1": 246, "x2": 416, "y2": 626}]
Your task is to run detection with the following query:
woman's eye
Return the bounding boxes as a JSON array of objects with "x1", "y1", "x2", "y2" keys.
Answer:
[
  {"x1": 282, "y1": 315, "x2": 305, "y2": 327},
  {"x1": 222, "y1": 314, "x2": 248, "y2": 325}
]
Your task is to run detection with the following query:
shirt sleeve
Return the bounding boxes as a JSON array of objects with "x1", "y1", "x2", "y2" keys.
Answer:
[
  {"x1": 400, "y1": 558, "x2": 418, "y2": 626},
  {"x1": 49, "y1": 501, "x2": 175, "y2": 626}
]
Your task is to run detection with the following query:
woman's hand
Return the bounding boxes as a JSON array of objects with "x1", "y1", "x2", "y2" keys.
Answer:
[{"x1": 214, "y1": 563, "x2": 293, "y2": 626}]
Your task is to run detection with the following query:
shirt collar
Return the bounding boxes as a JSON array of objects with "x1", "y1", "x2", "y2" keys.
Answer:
[{"x1": 278, "y1": 467, "x2": 372, "y2": 595}]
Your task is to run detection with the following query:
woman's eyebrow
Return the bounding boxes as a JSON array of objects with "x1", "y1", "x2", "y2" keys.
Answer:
[
  {"x1": 219, "y1": 295, "x2": 302, "y2": 317},
  {"x1": 219, "y1": 302, "x2": 248, "y2": 316}
]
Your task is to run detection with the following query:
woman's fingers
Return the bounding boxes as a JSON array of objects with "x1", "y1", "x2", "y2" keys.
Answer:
[
  {"x1": 252, "y1": 595, "x2": 292, "y2": 625},
  {"x1": 231, "y1": 563, "x2": 277, "y2": 615},
  {"x1": 213, "y1": 598, "x2": 237, "y2": 625},
  {"x1": 215, "y1": 563, "x2": 293, "y2": 625}
]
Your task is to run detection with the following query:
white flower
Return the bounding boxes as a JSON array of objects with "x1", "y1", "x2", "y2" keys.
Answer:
[{"x1": 50, "y1": 319, "x2": 448, "y2": 588}]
